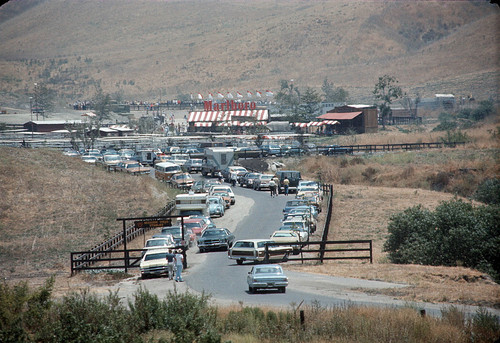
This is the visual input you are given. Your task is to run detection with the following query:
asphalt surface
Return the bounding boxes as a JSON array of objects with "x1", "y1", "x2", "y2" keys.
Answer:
[{"x1": 104, "y1": 177, "x2": 500, "y2": 318}]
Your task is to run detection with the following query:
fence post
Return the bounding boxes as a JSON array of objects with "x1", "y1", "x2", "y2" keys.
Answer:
[
  {"x1": 369, "y1": 240, "x2": 373, "y2": 264},
  {"x1": 264, "y1": 244, "x2": 269, "y2": 263},
  {"x1": 123, "y1": 220, "x2": 128, "y2": 273}
]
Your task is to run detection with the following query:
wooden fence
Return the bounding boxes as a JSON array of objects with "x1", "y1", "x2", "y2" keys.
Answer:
[
  {"x1": 70, "y1": 201, "x2": 175, "y2": 275},
  {"x1": 265, "y1": 183, "x2": 373, "y2": 264}
]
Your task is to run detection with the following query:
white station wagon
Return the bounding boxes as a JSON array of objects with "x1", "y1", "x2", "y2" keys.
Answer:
[{"x1": 228, "y1": 239, "x2": 292, "y2": 265}]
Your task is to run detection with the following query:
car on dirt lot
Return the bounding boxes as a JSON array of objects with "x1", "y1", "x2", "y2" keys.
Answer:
[
  {"x1": 228, "y1": 239, "x2": 293, "y2": 265},
  {"x1": 183, "y1": 158, "x2": 203, "y2": 173},
  {"x1": 116, "y1": 160, "x2": 150, "y2": 174},
  {"x1": 170, "y1": 172, "x2": 195, "y2": 189},
  {"x1": 140, "y1": 248, "x2": 171, "y2": 279},
  {"x1": 239, "y1": 172, "x2": 261, "y2": 188},
  {"x1": 282, "y1": 199, "x2": 309, "y2": 216},
  {"x1": 153, "y1": 226, "x2": 190, "y2": 250},
  {"x1": 270, "y1": 230, "x2": 301, "y2": 246},
  {"x1": 209, "y1": 185, "x2": 235, "y2": 204},
  {"x1": 207, "y1": 195, "x2": 225, "y2": 217},
  {"x1": 197, "y1": 228, "x2": 235, "y2": 252},
  {"x1": 143, "y1": 236, "x2": 176, "y2": 256},
  {"x1": 182, "y1": 217, "x2": 210, "y2": 236},
  {"x1": 247, "y1": 264, "x2": 288, "y2": 293}
]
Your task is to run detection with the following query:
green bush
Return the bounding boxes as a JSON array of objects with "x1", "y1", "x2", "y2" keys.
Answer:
[
  {"x1": 474, "y1": 178, "x2": 500, "y2": 205},
  {"x1": 0, "y1": 277, "x2": 54, "y2": 343},
  {"x1": 383, "y1": 200, "x2": 500, "y2": 281},
  {"x1": 432, "y1": 120, "x2": 457, "y2": 132}
]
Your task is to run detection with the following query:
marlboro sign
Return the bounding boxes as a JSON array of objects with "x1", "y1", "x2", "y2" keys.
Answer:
[{"x1": 204, "y1": 100, "x2": 257, "y2": 111}]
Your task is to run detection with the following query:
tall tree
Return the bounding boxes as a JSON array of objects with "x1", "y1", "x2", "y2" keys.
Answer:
[
  {"x1": 299, "y1": 87, "x2": 322, "y2": 121},
  {"x1": 92, "y1": 86, "x2": 112, "y2": 121},
  {"x1": 321, "y1": 77, "x2": 349, "y2": 103},
  {"x1": 275, "y1": 79, "x2": 301, "y2": 121},
  {"x1": 32, "y1": 82, "x2": 55, "y2": 119},
  {"x1": 373, "y1": 75, "x2": 403, "y2": 129}
]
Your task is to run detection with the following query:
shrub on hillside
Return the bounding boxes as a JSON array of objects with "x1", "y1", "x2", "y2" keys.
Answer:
[
  {"x1": 474, "y1": 178, "x2": 500, "y2": 205},
  {"x1": 383, "y1": 199, "x2": 500, "y2": 281}
]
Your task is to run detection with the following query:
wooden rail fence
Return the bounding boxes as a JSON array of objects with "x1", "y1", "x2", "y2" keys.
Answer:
[{"x1": 70, "y1": 201, "x2": 175, "y2": 275}]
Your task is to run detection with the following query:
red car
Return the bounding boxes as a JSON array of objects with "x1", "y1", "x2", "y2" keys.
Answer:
[{"x1": 182, "y1": 218, "x2": 209, "y2": 236}]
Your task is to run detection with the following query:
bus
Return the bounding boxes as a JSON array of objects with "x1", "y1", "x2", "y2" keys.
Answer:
[{"x1": 154, "y1": 162, "x2": 182, "y2": 182}]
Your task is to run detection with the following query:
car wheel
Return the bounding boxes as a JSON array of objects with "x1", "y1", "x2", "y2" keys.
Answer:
[
  {"x1": 279, "y1": 287, "x2": 286, "y2": 293},
  {"x1": 199, "y1": 248, "x2": 204, "y2": 253},
  {"x1": 141, "y1": 274, "x2": 148, "y2": 280},
  {"x1": 248, "y1": 286, "x2": 254, "y2": 293},
  {"x1": 236, "y1": 259, "x2": 243, "y2": 265}
]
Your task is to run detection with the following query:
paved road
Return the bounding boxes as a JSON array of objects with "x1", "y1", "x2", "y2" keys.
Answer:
[{"x1": 105, "y1": 177, "x2": 500, "y2": 318}]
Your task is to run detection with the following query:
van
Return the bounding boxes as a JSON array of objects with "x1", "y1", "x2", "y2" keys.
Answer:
[
  {"x1": 274, "y1": 170, "x2": 302, "y2": 194},
  {"x1": 155, "y1": 162, "x2": 182, "y2": 182}
]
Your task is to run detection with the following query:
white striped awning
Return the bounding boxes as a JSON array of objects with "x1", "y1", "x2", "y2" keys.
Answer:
[
  {"x1": 194, "y1": 122, "x2": 213, "y2": 127},
  {"x1": 188, "y1": 110, "x2": 268, "y2": 122},
  {"x1": 322, "y1": 120, "x2": 339, "y2": 125},
  {"x1": 189, "y1": 111, "x2": 226, "y2": 122},
  {"x1": 307, "y1": 121, "x2": 324, "y2": 127},
  {"x1": 292, "y1": 122, "x2": 308, "y2": 128}
]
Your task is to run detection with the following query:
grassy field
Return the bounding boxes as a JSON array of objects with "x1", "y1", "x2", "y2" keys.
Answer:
[{"x1": 283, "y1": 118, "x2": 499, "y2": 308}]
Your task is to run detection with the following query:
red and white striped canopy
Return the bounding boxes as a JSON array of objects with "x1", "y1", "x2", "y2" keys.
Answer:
[
  {"x1": 322, "y1": 120, "x2": 339, "y2": 125},
  {"x1": 188, "y1": 110, "x2": 268, "y2": 122},
  {"x1": 292, "y1": 122, "x2": 308, "y2": 128},
  {"x1": 308, "y1": 121, "x2": 324, "y2": 127}
]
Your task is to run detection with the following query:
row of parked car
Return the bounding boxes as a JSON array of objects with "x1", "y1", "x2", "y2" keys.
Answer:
[
  {"x1": 224, "y1": 178, "x2": 322, "y2": 293},
  {"x1": 139, "y1": 213, "x2": 236, "y2": 279}
]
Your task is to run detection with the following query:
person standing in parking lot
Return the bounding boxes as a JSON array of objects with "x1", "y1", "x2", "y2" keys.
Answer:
[
  {"x1": 174, "y1": 250, "x2": 184, "y2": 282},
  {"x1": 165, "y1": 249, "x2": 175, "y2": 280},
  {"x1": 283, "y1": 177, "x2": 290, "y2": 196}
]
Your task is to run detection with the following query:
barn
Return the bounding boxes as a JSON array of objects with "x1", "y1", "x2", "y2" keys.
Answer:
[{"x1": 317, "y1": 105, "x2": 378, "y2": 134}]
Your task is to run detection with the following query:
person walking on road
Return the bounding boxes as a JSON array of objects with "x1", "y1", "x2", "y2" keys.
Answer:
[
  {"x1": 283, "y1": 177, "x2": 290, "y2": 196},
  {"x1": 272, "y1": 176, "x2": 280, "y2": 196},
  {"x1": 165, "y1": 249, "x2": 175, "y2": 280},
  {"x1": 230, "y1": 172, "x2": 237, "y2": 187},
  {"x1": 269, "y1": 178, "x2": 276, "y2": 197},
  {"x1": 174, "y1": 250, "x2": 184, "y2": 282}
]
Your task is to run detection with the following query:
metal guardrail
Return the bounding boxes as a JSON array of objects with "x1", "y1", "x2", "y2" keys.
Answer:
[{"x1": 70, "y1": 200, "x2": 176, "y2": 275}]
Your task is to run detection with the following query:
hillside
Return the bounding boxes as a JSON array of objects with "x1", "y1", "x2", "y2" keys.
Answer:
[
  {"x1": 0, "y1": 147, "x2": 173, "y2": 280},
  {"x1": 0, "y1": 0, "x2": 498, "y2": 106}
]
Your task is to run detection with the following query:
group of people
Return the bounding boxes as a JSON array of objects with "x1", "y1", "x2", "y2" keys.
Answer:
[
  {"x1": 165, "y1": 249, "x2": 184, "y2": 282},
  {"x1": 270, "y1": 176, "x2": 289, "y2": 197}
]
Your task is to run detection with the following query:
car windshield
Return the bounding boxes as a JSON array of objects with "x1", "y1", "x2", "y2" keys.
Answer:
[
  {"x1": 160, "y1": 227, "x2": 181, "y2": 236},
  {"x1": 234, "y1": 241, "x2": 254, "y2": 248},
  {"x1": 202, "y1": 229, "x2": 224, "y2": 237},
  {"x1": 273, "y1": 232, "x2": 295, "y2": 237},
  {"x1": 257, "y1": 241, "x2": 275, "y2": 248},
  {"x1": 283, "y1": 222, "x2": 305, "y2": 229},
  {"x1": 255, "y1": 267, "x2": 280, "y2": 274},
  {"x1": 104, "y1": 155, "x2": 121, "y2": 162},
  {"x1": 208, "y1": 199, "x2": 219, "y2": 204},
  {"x1": 126, "y1": 163, "x2": 141, "y2": 168},
  {"x1": 261, "y1": 175, "x2": 273, "y2": 180},
  {"x1": 146, "y1": 239, "x2": 169, "y2": 247},
  {"x1": 144, "y1": 252, "x2": 168, "y2": 261},
  {"x1": 184, "y1": 222, "x2": 200, "y2": 229},
  {"x1": 286, "y1": 200, "x2": 308, "y2": 207}
]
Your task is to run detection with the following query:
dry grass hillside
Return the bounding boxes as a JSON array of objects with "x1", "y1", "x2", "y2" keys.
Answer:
[
  {"x1": 0, "y1": 147, "x2": 174, "y2": 280},
  {"x1": 0, "y1": 0, "x2": 498, "y2": 104}
]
